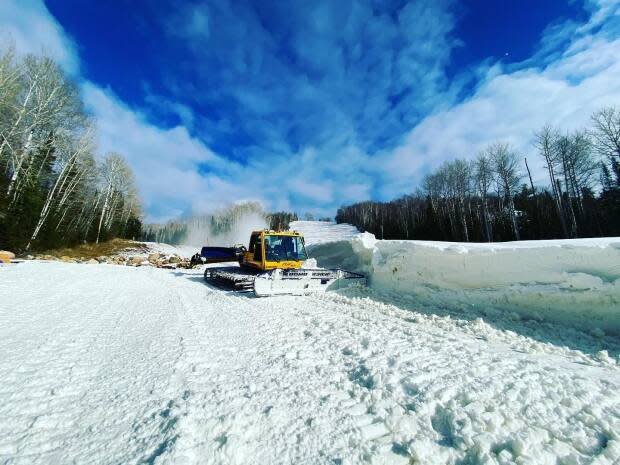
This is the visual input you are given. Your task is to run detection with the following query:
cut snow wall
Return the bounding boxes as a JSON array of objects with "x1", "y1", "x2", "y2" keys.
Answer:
[{"x1": 309, "y1": 234, "x2": 620, "y2": 334}]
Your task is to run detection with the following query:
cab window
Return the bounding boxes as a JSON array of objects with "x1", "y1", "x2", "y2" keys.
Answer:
[
  {"x1": 248, "y1": 234, "x2": 259, "y2": 252},
  {"x1": 264, "y1": 235, "x2": 308, "y2": 262},
  {"x1": 249, "y1": 234, "x2": 262, "y2": 261}
]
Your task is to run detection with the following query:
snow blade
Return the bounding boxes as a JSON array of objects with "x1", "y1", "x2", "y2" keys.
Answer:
[{"x1": 253, "y1": 268, "x2": 366, "y2": 297}]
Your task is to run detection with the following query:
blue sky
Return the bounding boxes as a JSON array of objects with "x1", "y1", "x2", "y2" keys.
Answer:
[{"x1": 1, "y1": 1, "x2": 619, "y2": 222}]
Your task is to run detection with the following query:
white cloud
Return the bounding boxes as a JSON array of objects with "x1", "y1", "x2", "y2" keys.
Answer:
[
  {"x1": 380, "y1": 15, "x2": 620, "y2": 198},
  {"x1": 289, "y1": 179, "x2": 334, "y2": 203},
  {"x1": 81, "y1": 84, "x2": 267, "y2": 221},
  {"x1": 0, "y1": 0, "x2": 79, "y2": 74}
]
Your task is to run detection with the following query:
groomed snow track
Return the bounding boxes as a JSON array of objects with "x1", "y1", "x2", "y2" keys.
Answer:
[{"x1": 1, "y1": 260, "x2": 620, "y2": 465}]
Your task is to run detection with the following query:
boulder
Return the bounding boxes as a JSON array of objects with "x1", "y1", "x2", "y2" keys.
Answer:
[
  {"x1": 0, "y1": 250, "x2": 15, "y2": 263},
  {"x1": 60, "y1": 255, "x2": 73, "y2": 262},
  {"x1": 167, "y1": 255, "x2": 181, "y2": 264},
  {"x1": 130, "y1": 256, "x2": 143, "y2": 266},
  {"x1": 87, "y1": 259, "x2": 98, "y2": 265},
  {"x1": 148, "y1": 253, "x2": 161, "y2": 263}
]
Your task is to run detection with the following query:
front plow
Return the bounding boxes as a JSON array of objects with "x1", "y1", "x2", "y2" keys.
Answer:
[
  {"x1": 204, "y1": 266, "x2": 366, "y2": 297},
  {"x1": 253, "y1": 268, "x2": 366, "y2": 297}
]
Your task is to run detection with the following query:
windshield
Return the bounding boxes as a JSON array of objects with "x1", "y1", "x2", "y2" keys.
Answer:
[{"x1": 264, "y1": 235, "x2": 308, "y2": 262}]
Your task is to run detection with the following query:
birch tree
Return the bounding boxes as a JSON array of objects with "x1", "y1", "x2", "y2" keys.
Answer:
[
  {"x1": 26, "y1": 128, "x2": 96, "y2": 249},
  {"x1": 4, "y1": 55, "x2": 84, "y2": 201},
  {"x1": 95, "y1": 153, "x2": 134, "y2": 243}
]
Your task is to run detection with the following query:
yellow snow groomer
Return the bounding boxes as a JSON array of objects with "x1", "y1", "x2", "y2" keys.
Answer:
[{"x1": 198, "y1": 229, "x2": 364, "y2": 296}]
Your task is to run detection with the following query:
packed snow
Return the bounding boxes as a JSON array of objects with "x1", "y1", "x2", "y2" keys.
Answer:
[
  {"x1": 1, "y1": 222, "x2": 620, "y2": 465},
  {"x1": 308, "y1": 231, "x2": 620, "y2": 334}
]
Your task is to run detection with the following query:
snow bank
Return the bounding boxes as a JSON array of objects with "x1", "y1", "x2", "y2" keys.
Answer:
[{"x1": 310, "y1": 234, "x2": 620, "y2": 333}]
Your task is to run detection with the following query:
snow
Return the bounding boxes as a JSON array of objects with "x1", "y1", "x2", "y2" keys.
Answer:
[
  {"x1": 309, "y1": 232, "x2": 620, "y2": 334},
  {"x1": 140, "y1": 241, "x2": 198, "y2": 258},
  {"x1": 1, "y1": 223, "x2": 620, "y2": 464},
  {"x1": 290, "y1": 220, "x2": 360, "y2": 245}
]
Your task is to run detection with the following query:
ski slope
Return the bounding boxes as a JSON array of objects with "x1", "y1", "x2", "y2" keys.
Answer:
[{"x1": 1, "y1": 223, "x2": 620, "y2": 465}]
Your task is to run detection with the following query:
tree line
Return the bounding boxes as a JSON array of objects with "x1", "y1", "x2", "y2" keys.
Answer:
[
  {"x1": 0, "y1": 46, "x2": 141, "y2": 252},
  {"x1": 336, "y1": 107, "x2": 620, "y2": 241}
]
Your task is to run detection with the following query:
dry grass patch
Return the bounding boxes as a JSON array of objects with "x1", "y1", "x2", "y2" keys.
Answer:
[{"x1": 37, "y1": 239, "x2": 149, "y2": 260}]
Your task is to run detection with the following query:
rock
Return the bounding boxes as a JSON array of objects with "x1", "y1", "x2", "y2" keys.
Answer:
[
  {"x1": 130, "y1": 256, "x2": 143, "y2": 266},
  {"x1": 0, "y1": 250, "x2": 15, "y2": 263},
  {"x1": 26, "y1": 255, "x2": 34, "y2": 260},
  {"x1": 148, "y1": 253, "x2": 161, "y2": 263},
  {"x1": 96, "y1": 256, "x2": 107, "y2": 263},
  {"x1": 87, "y1": 259, "x2": 98, "y2": 265},
  {"x1": 167, "y1": 255, "x2": 181, "y2": 264},
  {"x1": 60, "y1": 255, "x2": 73, "y2": 262}
]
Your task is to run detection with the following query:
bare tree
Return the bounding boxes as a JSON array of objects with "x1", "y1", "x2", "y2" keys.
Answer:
[
  {"x1": 95, "y1": 153, "x2": 134, "y2": 243},
  {"x1": 474, "y1": 153, "x2": 493, "y2": 241},
  {"x1": 488, "y1": 142, "x2": 521, "y2": 240},
  {"x1": 450, "y1": 159, "x2": 472, "y2": 241},
  {"x1": 3, "y1": 55, "x2": 84, "y2": 201},
  {"x1": 0, "y1": 46, "x2": 22, "y2": 162},
  {"x1": 591, "y1": 107, "x2": 620, "y2": 163},
  {"x1": 534, "y1": 126, "x2": 568, "y2": 237},
  {"x1": 26, "y1": 128, "x2": 96, "y2": 249}
]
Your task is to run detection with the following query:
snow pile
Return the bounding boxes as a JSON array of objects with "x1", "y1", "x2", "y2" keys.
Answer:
[
  {"x1": 142, "y1": 241, "x2": 198, "y2": 258},
  {"x1": 310, "y1": 232, "x2": 620, "y2": 333},
  {"x1": 290, "y1": 220, "x2": 359, "y2": 246}
]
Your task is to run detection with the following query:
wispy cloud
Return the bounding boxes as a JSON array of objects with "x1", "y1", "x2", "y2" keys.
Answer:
[
  {"x1": 0, "y1": 0, "x2": 79, "y2": 74},
  {"x1": 81, "y1": 83, "x2": 250, "y2": 220},
  {"x1": 2, "y1": 0, "x2": 619, "y2": 221},
  {"x1": 379, "y1": 0, "x2": 620, "y2": 197}
]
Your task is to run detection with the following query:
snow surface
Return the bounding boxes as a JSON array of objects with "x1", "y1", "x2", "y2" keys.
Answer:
[
  {"x1": 308, "y1": 231, "x2": 620, "y2": 334},
  {"x1": 1, "y1": 223, "x2": 620, "y2": 464}
]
